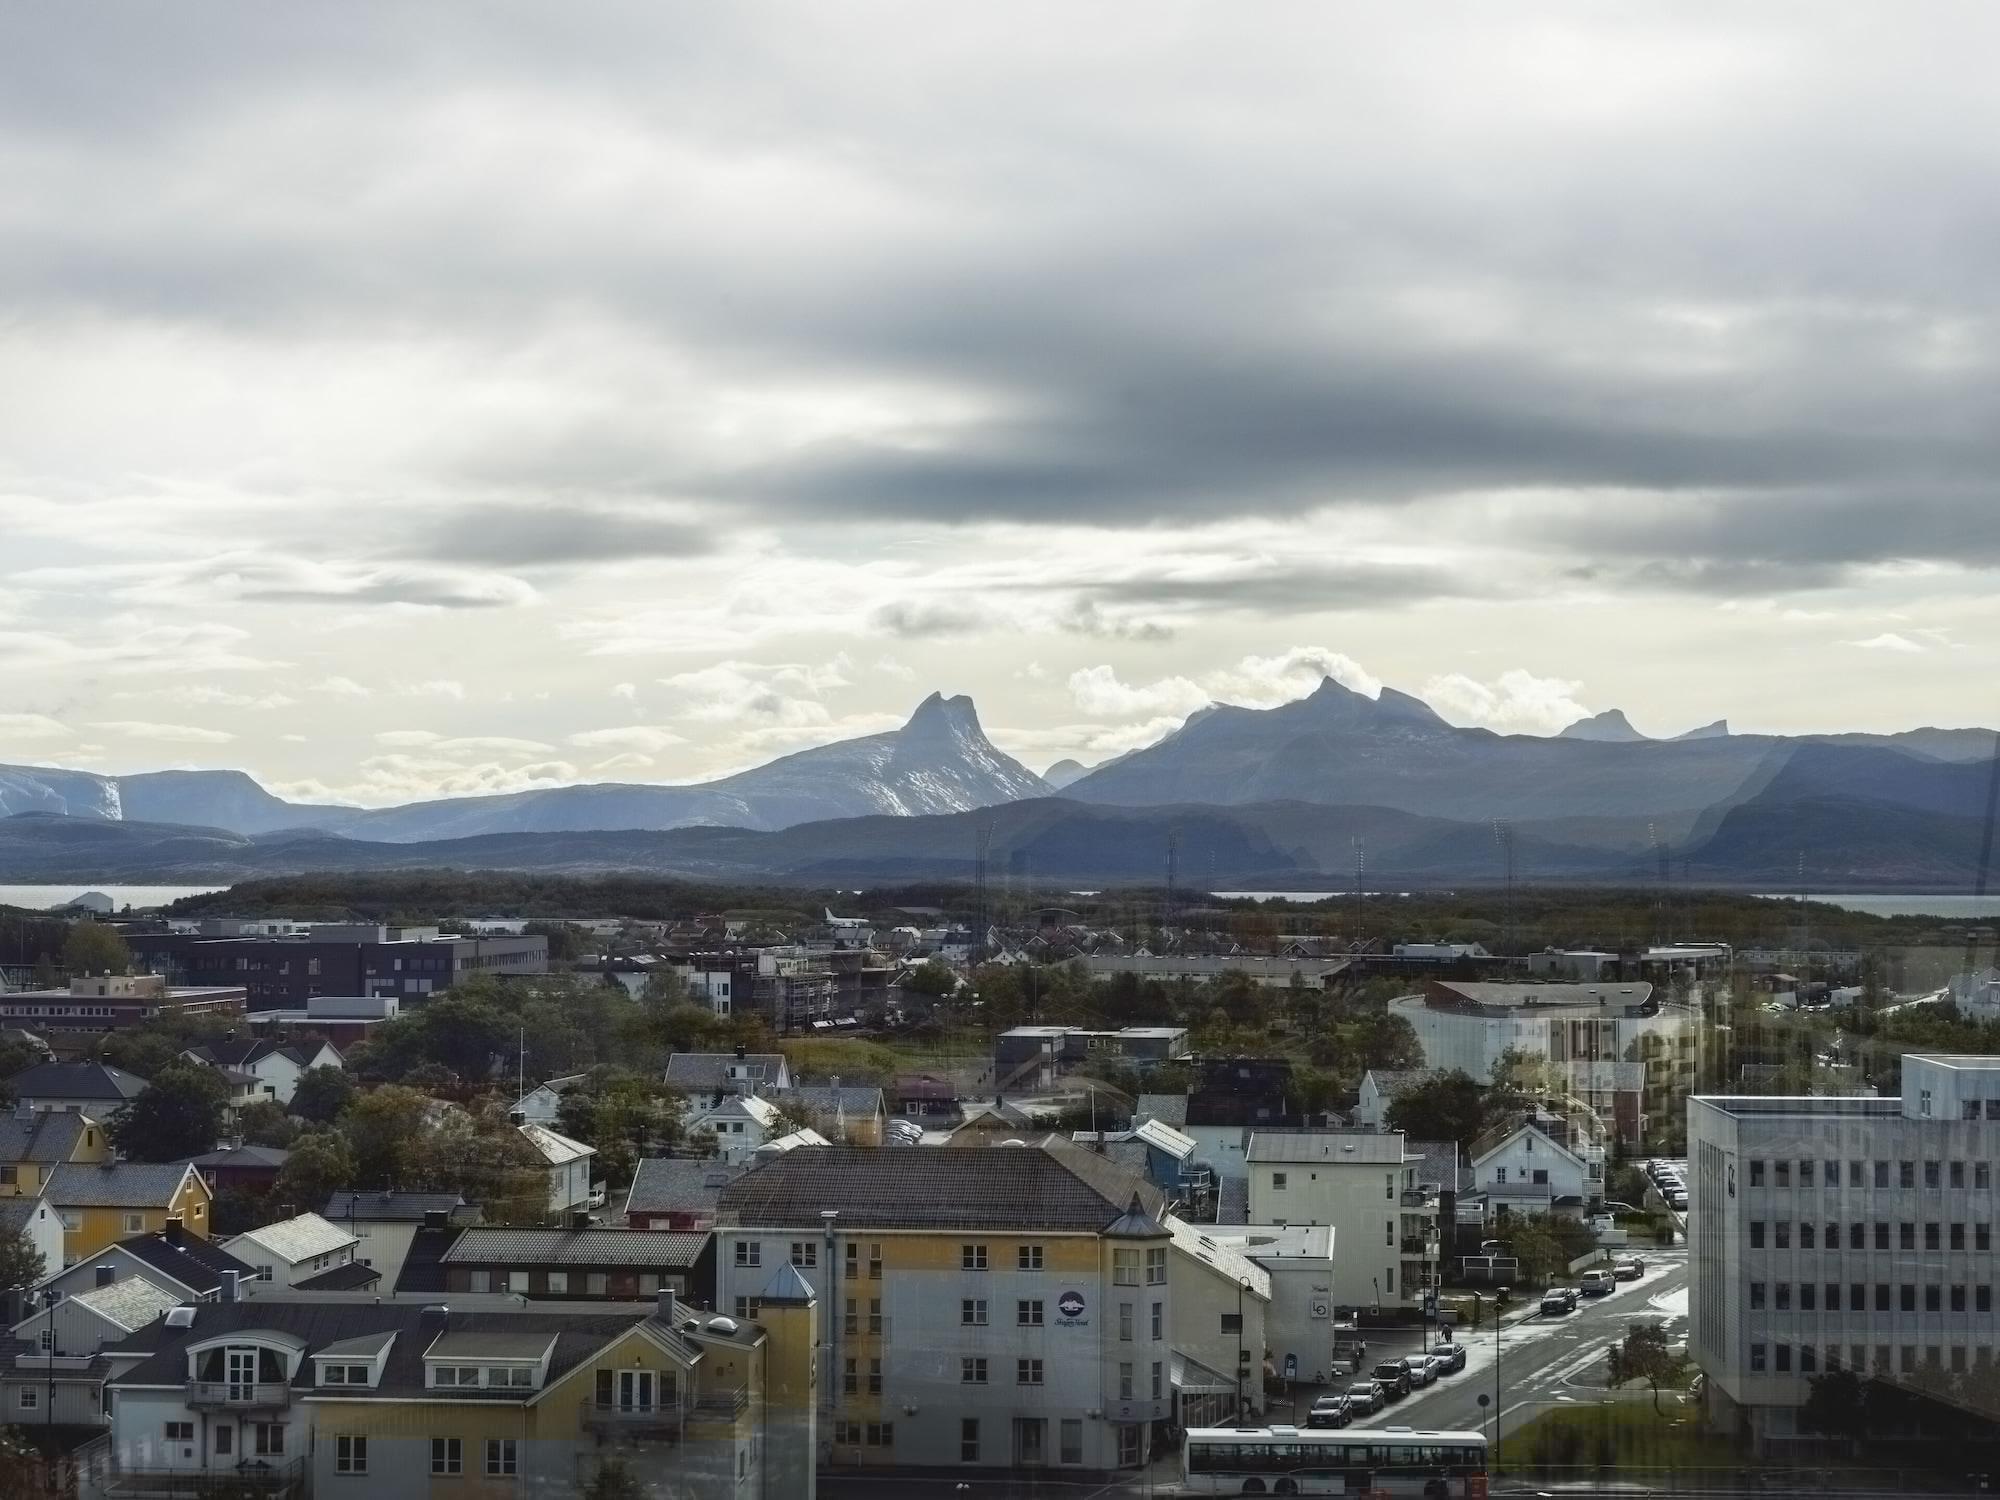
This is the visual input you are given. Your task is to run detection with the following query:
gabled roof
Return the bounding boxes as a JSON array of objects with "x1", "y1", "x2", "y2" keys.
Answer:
[
  {"x1": 1360, "y1": 1068, "x2": 1432, "y2": 1100},
  {"x1": 66, "y1": 1277, "x2": 182, "y2": 1333},
  {"x1": 718, "y1": 1143, "x2": 1157, "y2": 1232},
  {"x1": 690, "y1": 1094, "x2": 779, "y2": 1127},
  {"x1": 518, "y1": 1122, "x2": 594, "y2": 1165},
  {"x1": 1468, "y1": 1118, "x2": 1589, "y2": 1170},
  {"x1": 623, "y1": 1158, "x2": 744, "y2": 1216},
  {"x1": 6, "y1": 1062, "x2": 145, "y2": 1103},
  {"x1": 44, "y1": 1162, "x2": 201, "y2": 1209},
  {"x1": 1163, "y1": 1214, "x2": 1271, "y2": 1298},
  {"x1": 1134, "y1": 1093, "x2": 1188, "y2": 1127},
  {"x1": 184, "y1": 1145, "x2": 290, "y2": 1171},
  {"x1": 0, "y1": 1110, "x2": 97, "y2": 1164},
  {"x1": 115, "y1": 1230, "x2": 258, "y2": 1293},
  {"x1": 229, "y1": 1212, "x2": 356, "y2": 1265},
  {"x1": 0, "y1": 1196, "x2": 50, "y2": 1238},
  {"x1": 774, "y1": 1084, "x2": 885, "y2": 1118},
  {"x1": 293, "y1": 1261, "x2": 382, "y2": 1292},
  {"x1": 664, "y1": 1053, "x2": 787, "y2": 1091},
  {"x1": 103, "y1": 1302, "x2": 656, "y2": 1403},
  {"x1": 1131, "y1": 1117, "x2": 1197, "y2": 1159}
]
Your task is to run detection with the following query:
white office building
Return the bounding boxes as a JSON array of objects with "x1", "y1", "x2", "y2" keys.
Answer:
[
  {"x1": 1689, "y1": 1053, "x2": 2000, "y2": 1450},
  {"x1": 1244, "y1": 1132, "x2": 1439, "y2": 1311}
]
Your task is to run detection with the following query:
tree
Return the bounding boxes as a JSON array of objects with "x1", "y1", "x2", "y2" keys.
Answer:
[
  {"x1": 903, "y1": 960, "x2": 958, "y2": 998},
  {"x1": 1385, "y1": 1071, "x2": 1485, "y2": 1147},
  {"x1": 583, "y1": 1460, "x2": 645, "y2": 1500},
  {"x1": 273, "y1": 1129, "x2": 358, "y2": 1208},
  {"x1": 0, "y1": 1223, "x2": 46, "y2": 1290},
  {"x1": 338, "y1": 1085, "x2": 435, "y2": 1186},
  {"x1": 1801, "y1": 1369, "x2": 1868, "y2": 1438},
  {"x1": 92, "y1": 1028, "x2": 184, "y2": 1079},
  {"x1": 61, "y1": 921, "x2": 129, "y2": 977},
  {"x1": 109, "y1": 1064, "x2": 228, "y2": 1161},
  {"x1": 233, "y1": 1099, "x2": 300, "y2": 1148},
  {"x1": 290, "y1": 1065, "x2": 356, "y2": 1125},
  {"x1": 1605, "y1": 1321, "x2": 1692, "y2": 1414}
]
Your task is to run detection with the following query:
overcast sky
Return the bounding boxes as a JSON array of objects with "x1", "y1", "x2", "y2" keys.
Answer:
[{"x1": 3, "y1": 4, "x2": 1996, "y2": 806}]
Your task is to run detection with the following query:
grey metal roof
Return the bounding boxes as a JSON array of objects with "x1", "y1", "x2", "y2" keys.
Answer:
[
  {"x1": 6, "y1": 1062, "x2": 145, "y2": 1102},
  {"x1": 664, "y1": 1053, "x2": 787, "y2": 1090},
  {"x1": 428, "y1": 1329, "x2": 558, "y2": 1360},
  {"x1": 718, "y1": 1142, "x2": 1160, "y2": 1232},
  {"x1": 1245, "y1": 1131, "x2": 1415, "y2": 1164},
  {"x1": 70, "y1": 1277, "x2": 182, "y2": 1332},
  {"x1": 622, "y1": 1158, "x2": 743, "y2": 1216},
  {"x1": 314, "y1": 1330, "x2": 397, "y2": 1360},
  {"x1": 774, "y1": 1085, "x2": 885, "y2": 1117},
  {"x1": 118, "y1": 1230, "x2": 258, "y2": 1292},
  {"x1": 1134, "y1": 1093, "x2": 1188, "y2": 1127},
  {"x1": 230, "y1": 1213, "x2": 356, "y2": 1265},
  {"x1": 442, "y1": 1227, "x2": 709, "y2": 1268},
  {"x1": 0, "y1": 1197, "x2": 48, "y2": 1236},
  {"x1": 185, "y1": 1145, "x2": 290, "y2": 1170},
  {"x1": 102, "y1": 1302, "x2": 653, "y2": 1402},
  {"x1": 44, "y1": 1162, "x2": 198, "y2": 1208},
  {"x1": 321, "y1": 1191, "x2": 467, "y2": 1222},
  {"x1": 293, "y1": 1261, "x2": 381, "y2": 1292}
]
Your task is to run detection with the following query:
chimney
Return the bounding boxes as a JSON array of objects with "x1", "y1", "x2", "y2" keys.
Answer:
[
  {"x1": 655, "y1": 1287, "x2": 678, "y2": 1323},
  {"x1": 422, "y1": 1209, "x2": 449, "y2": 1230},
  {"x1": 734, "y1": 1044, "x2": 746, "y2": 1060},
  {"x1": 570, "y1": 1210, "x2": 590, "y2": 1231},
  {"x1": 163, "y1": 1215, "x2": 184, "y2": 1245},
  {"x1": 508, "y1": 1110, "x2": 525, "y2": 1127},
  {"x1": 220, "y1": 1271, "x2": 240, "y2": 1303},
  {"x1": 95, "y1": 1265, "x2": 116, "y2": 1288}
]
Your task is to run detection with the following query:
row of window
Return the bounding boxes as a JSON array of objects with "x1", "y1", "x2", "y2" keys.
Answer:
[
  {"x1": 1749, "y1": 1342, "x2": 1996, "y2": 1376},
  {"x1": 462, "y1": 1269, "x2": 663, "y2": 1295},
  {"x1": 831, "y1": 1421, "x2": 895, "y2": 1447},
  {"x1": 733, "y1": 1239, "x2": 1119, "y2": 1277},
  {"x1": 1750, "y1": 1280, "x2": 1995, "y2": 1313},
  {"x1": 1748, "y1": 1157, "x2": 1998, "y2": 1190},
  {"x1": 433, "y1": 1364, "x2": 537, "y2": 1389},
  {"x1": 960, "y1": 1417, "x2": 1099, "y2": 1465},
  {"x1": 1749, "y1": 1219, "x2": 1995, "y2": 1250},
  {"x1": 1112, "y1": 1248, "x2": 1169, "y2": 1286},
  {"x1": 425, "y1": 1438, "x2": 518, "y2": 1477}
]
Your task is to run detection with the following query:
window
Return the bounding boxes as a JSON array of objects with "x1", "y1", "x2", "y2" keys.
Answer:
[
  {"x1": 1119, "y1": 1361, "x2": 1134, "y2": 1399},
  {"x1": 1750, "y1": 1282, "x2": 1766, "y2": 1310},
  {"x1": 868, "y1": 1357, "x2": 881, "y2": 1394},
  {"x1": 868, "y1": 1243, "x2": 882, "y2": 1279},
  {"x1": 165, "y1": 1421, "x2": 194, "y2": 1443},
  {"x1": 485, "y1": 1439, "x2": 516, "y2": 1477},
  {"x1": 506, "y1": 1270, "x2": 529, "y2": 1294},
  {"x1": 869, "y1": 1298, "x2": 883, "y2": 1334},
  {"x1": 1825, "y1": 1283, "x2": 1841, "y2": 1311},
  {"x1": 868, "y1": 1422, "x2": 894, "y2": 1446},
  {"x1": 1953, "y1": 1285, "x2": 1967, "y2": 1312},
  {"x1": 1776, "y1": 1162, "x2": 1790, "y2": 1188},
  {"x1": 961, "y1": 1418, "x2": 980, "y2": 1463},
  {"x1": 335, "y1": 1436, "x2": 367, "y2": 1475},
  {"x1": 1018, "y1": 1358, "x2": 1044, "y2": 1385},
  {"x1": 122, "y1": 1212, "x2": 145, "y2": 1234},
  {"x1": 843, "y1": 1358, "x2": 857, "y2": 1395},
  {"x1": 1981, "y1": 1286, "x2": 1993, "y2": 1313},
  {"x1": 1749, "y1": 1344, "x2": 1766, "y2": 1373},
  {"x1": 1875, "y1": 1284, "x2": 1890, "y2": 1311},
  {"x1": 1981, "y1": 1164, "x2": 1993, "y2": 1190},
  {"x1": 1750, "y1": 1221, "x2": 1765, "y2": 1248},
  {"x1": 1750, "y1": 1160, "x2": 1765, "y2": 1187},
  {"x1": 1112, "y1": 1249, "x2": 1139, "y2": 1285},
  {"x1": 1984, "y1": 1226, "x2": 1995, "y2": 1252},
  {"x1": 961, "y1": 1298, "x2": 987, "y2": 1327},
  {"x1": 1850, "y1": 1161, "x2": 1863, "y2": 1187},
  {"x1": 735, "y1": 1241, "x2": 761, "y2": 1267},
  {"x1": 844, "y1": 1243, "x2": 858, "y2": 1280},
  {"x1": 1953, "y1": 1162, "x2": 1967, "y2": 1188},
  {"x1": 1272, "y1": 1172, "x2": 1287, "y2": 1191},
  {"x1": 432, "y1": 1366, "x2": 481, "y2": 1387},
  {"x1": 790, "y1": 1241, "x2": 817, "y2": 1267},
  {"x1": 1800, "y1": 1283, "x2": 1815, "y2": 1311},
  {"x1": 466, "y1": 1270, "x2": 491, "y2": 1293},
  {"x1": 1385, "y1": 1221, "x2": 1394, "y2": 1246},
  {"x1": 1926, "y1": 1285, "x2": 1942, "y2": 1312},
  {"x1": 845, "y1": 1299, "x2": 859, "y2": 1336},
  {"x1": 1850, "y1": 1223, "x2": 1865, "y2": 1250},
  {"x1": 17, "y1": 1389, "x2": 35, "y2": 1411},
  {"x1": 1060, "y1": 1419, "x2": 1083, "y2": 1465},
  {"x1": 1926, "y1": 1222, "x2": 1941, "y2": 1251},
  {"x1": 1952, "y1": 1223, "x2": 1968, "y2": 1250},
  {"x1": 1900, "y1": 1161, "x2": 1916, "y2": 1189},
  {"x1": 1152, "y1": 1360, "x2": 1164, "y2": 1399},
  {"x1": 1775, "y1": 1344, "x2": 1792, "y2": 1373},
  {"x1": 1926, "y1": 1161, "x2": 1941, "y2": 1189},
  {"x1": 1775, "y1": 1222, "x2": 1791, "y2": 1249},
  {"x1": 1800, "y1": 1160, "x2": 1814, "y2": 1187},
  {"x1": 321, "y1": 1363, "x2": 369, "y2": 1385},
  {"x1": 547, "y1": 1271, "x2": 568, "y2": 1294},
  {"x1": 1826, "y1": 1159, "x2": 1838, "y2": 1186},
  {"x1": 1898, "y1": 1221, "x2": 1915, "y2": 1250},
  {"x1": 1875, "y1": 1161, "x2": 1889, "y2": 1188},
  {"x1": 1901, "y1": 1284, "x2": 1917, "y2": 1313},
  {"x1": 1220, "y1": 1312, "x2": 1243, "y2": 1334},
  {"x1": 431, "y1": 1438, "x2": 462, "y2": 1475},
  {"x1": 1146, "y1": 1247, "x2": 1167, "y2": 1284},
  {"x1": 254, "y1": 1424, "x2": 284, "y2": 1456},
  {"x1": 1151, "y1": 1300, "x2": 1164, "y2": 1340},
  {"x1": 1019, "y1": 1244, "x2": 1043, "y2": 1271},
  {"x1": 1776, "y1": 1282, "x2": 1791, "y2": 1310},
  {"x1": 1800, "y1": 1223, "x2": 1815, "y2": 1249},
  {"x1": 961, "y1": 1357, "x2": 987, "y2": 1384},
  {"x1": 1018, "y1": 1299, "x2": 1043, "y2": 1327}
]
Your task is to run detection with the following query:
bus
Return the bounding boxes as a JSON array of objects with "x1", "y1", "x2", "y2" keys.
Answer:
[{"x1": 1183, "y1": 1425, "x2": 1489, "y2": 1497}]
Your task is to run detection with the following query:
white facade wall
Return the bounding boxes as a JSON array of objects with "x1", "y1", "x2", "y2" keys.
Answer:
[
  {"x1": 1472, "y1": 1131, "x2": 1589, "y2": 1201},
  {"x1": 10, "y1": 1195, "x2": 63, "y2": 1278},
  {"x1": 1247, "y1": 1153, "x2": 1419, "y2": 1310},
  {"x1": 108, "y1": 1387, "x2": 309, "y2": 1478},
  {"x1": 226, "y1": 1238, "x2": 356, "y2": 1291}
]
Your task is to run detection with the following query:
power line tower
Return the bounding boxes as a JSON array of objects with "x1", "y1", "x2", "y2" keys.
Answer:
[
  {"x1": 1350, "y1": 837, "x2": 1366, "y2": 951},
  {"x1": 1491, "y1": 819, "x2": 1517, "y2": 952}
]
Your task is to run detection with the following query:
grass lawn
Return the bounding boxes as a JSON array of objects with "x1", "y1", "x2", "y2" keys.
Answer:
[
  {"x1": 779, "y1": 1033, "x2": 989, "y2": 1084},
  {"x1": 1498, "y1": 1402, "x2": 1740, "y2": 1476}
]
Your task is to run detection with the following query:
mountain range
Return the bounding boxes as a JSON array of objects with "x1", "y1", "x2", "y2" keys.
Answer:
[{"x1": 1, "y1": 677, "x2": 1994, "y2": 888}]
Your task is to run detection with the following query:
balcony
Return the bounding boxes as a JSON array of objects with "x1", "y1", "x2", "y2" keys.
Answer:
[
  {"x1": 579, "y1": 1398, "x2": 682, "y2": 1439},
  {"x1": 1401, "y1": 1187, "x2": 1439, "y2": 1209},
  {"x1": 1400, "y1": 1237, "x2": 1441, "y2": 1259},
  {"x1": 692, "y1": 1386, "x2": 750, "y2": 1419},
  {"x1": 185, "y1": 1381, "x2": 292, "y2": 1410},
  {"x1": 108, "y1": 1457, "x2": 304, "y2": 1498}
]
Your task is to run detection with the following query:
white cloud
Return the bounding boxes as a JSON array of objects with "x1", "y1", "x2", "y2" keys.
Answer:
[
  {"x1": 655, "y1": 656, "x2": 852, "y2": 727},
  {"x1": 567, "y1": 725, "x2": 687, "y2": 753},
  {"x1": 131, "y1": 684, "x2": 298, "y2": 710},
  {"x1": 0, "y1": 712, "x2": 71, "y2": 742},
  {"x1": 398, "y1": 679, "x2": 467, "y2": 700},
  {"x1": 1421, "y1": 669, "x2": 1590, "y2": 733},
  {"x1": 1209, "y1": 647, "x2": 1382, "y2": 707},
  {"x1": 372, "y1": 729, "x2": 552, "y2": 756},
  {"x1": 588, "y1": 752, "x2": 656, "y2": 774},
  {"x1": 310, "y1": 676, "x2": 373, "y2": 698},
  {"x1": 873, "y1": 655, "x2": 916, "y2": 681},
  {"x1": 1846, "y1": 632, "x2": 1925, "y2": 653},
  {"x1": 90, "y1": 720, "x2": 237, "y2": 745},
  {"x1": 611, "y1": 682, "x2": 638, "y2": 700},
  {"x1": 1067, "y1": 665, "x2": 1210, "y2": 718}
]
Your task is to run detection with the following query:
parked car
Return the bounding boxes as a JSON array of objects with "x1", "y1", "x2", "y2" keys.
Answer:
[
  {"x1": 1307, "y1": 1395, "x2": 1352, "y2": 1429},
  {"x1": 1430, "y1": 1340, "x2": 1467, "y2": 1374},
  {"x1": 1407, "y1": 1356, "x2": 1436, "y2": 1388},
  {"x1": 1541, "y1": 1286, "x2": 1578, "y2": 1315},
  {"x1": 1345, "y1": 1380, "x2": 1385, "y2": 1416},
  {"x1": 1667, "y1": 1189, "x2": 1689, "y2": 1211},
  {"x1": 1603, "y1": 1200, "x2": 1641, "y2": 1215},
  {"x1": 1614, "y1": 1257, "x2": 1646, "y2": 1281},
  {"x1": 1579, "y1": 1269, "x2": 1615, "y2": 1297},
  {"x1": 1371, "y1": 1360, "x2": 1413, "y2": 1398}
]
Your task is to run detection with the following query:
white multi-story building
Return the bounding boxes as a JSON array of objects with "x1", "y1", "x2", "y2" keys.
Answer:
[
  {"x1": 1244, "y1": 1132, "x2": 1439, "y2": 1311},
  {"x1": 1689, "y1": 1053, "x2": 2000, "y2": 1450}
]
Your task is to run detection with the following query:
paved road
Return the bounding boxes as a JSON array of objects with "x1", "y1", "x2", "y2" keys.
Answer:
[{"x1": 1375, "y1": 1248, "x2": 1690, "y2": 1440}]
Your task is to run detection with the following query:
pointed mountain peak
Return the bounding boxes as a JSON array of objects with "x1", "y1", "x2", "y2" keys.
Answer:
[
  {"x1": 1673, "y1": 719, "x2": 1730, "y2": 741},
  {"x1": 1308, "y1": 674, "x2": 1364, "y2": 702},
  {"x1": 903, "y1": 691, "x2": 983, "y2": 736},
  {"x1": 1558, "y1": 708, "x2": 1649, "y2": 743},
  {"x1": 1374, "y1": 686, "x2": 1450, "y2": 729}
]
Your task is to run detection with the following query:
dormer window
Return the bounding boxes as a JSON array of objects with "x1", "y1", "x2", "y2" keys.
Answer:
[{"x1": 319, "y1": 1363, "x2": 371, "y2": 1386}]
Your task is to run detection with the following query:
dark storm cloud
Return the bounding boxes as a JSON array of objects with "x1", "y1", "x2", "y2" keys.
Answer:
[{"x1": 5, "y1": 3, "x2": 2000, "y2": 597}]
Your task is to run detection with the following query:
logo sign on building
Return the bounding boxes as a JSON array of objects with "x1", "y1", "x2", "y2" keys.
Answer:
[{"x1": 1056, "y1": 1289, "x2": 1088, "y2": 1326}]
